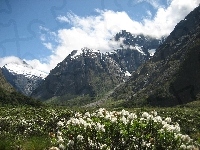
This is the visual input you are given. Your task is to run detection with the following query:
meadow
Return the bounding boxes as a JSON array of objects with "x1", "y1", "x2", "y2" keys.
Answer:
[{"x1": 0, "y1": 102, "x2": 200, "y2": 150}]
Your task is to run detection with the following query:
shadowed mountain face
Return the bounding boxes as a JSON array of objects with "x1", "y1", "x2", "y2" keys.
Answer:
[{"x1": 112, "y1": 5, "x2": 200, "y2": 107}]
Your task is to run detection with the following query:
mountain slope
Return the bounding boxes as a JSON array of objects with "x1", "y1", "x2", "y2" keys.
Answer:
[
  {"x1": 112, "y1": 5, "x2": 200, "y2": 107},
  {"x1": 0, "y1": 68, "x2": 42, "y2": 106},
  {"x1": 31, "y1": 48, "x2": 125, "y2": 101},
  {"x1": 1, "y1": 60, "x2": 47, "y2": 96},
  {"x1": 0, "y1": 69, "x2": 14, "y2": 92}
]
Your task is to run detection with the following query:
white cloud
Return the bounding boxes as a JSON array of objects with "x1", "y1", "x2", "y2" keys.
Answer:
[
  {"x1": 134, "y1": 0, "x2": 163, "y2": 9},
  {"x1": 25, "y1": 59, "x2": 50, "y2": 73},
  {"x1": 43, "y1": 42, "x2": 53, "y2": 50},
  {"x1": 142, "y1": 0, "x2": 199, "y2": 37},
  {"x1": 0, "y1": 56, "x2": 23, "y2": 67},
  {"x1": 57, "y1": 15, "x2": 70, "y2": 23},
  {"x1": 146, "y1": 10, "x2": 152, "y2": 18},
  {"x1": 1, "y1": 0, "x2": 199, "y2": 74},
  {"x1": 40, "y1": 34, "x2": 46, "y2": 41}
]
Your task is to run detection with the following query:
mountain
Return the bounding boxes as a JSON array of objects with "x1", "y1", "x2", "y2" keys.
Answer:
[
  {"x1": 1, "y1": 59, "x2": 47, "y2": 96},
  {"x1": 111, "y1": 5, "x2": 200, "y2": 107},
  {"x1": 0, "y1": 68, "x2": 43, "y2": 106},
  {"x1": 31, "y1": 32, "x2": 163, "y2": 105},
  {"x1": 109, "y1": 30, "x2": 164, "y2": 73},
  {"x1": 31, "y1": 48, "x2": 124, "y2": 102}
]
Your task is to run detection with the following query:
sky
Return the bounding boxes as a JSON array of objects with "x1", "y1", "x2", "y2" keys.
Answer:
[{"x1": 0, "y1": 0, "x2": 199, "y2": 73}]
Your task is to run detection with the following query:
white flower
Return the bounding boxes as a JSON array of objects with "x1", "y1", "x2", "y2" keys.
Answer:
[
  {"x1": 84, "y1": 122, "x2": 91, "y2": 129},
  {"x1": 75, "y1": 112, "x2": 82, "y2": 117},
  {"x1": 98, "y1": 108, "x2": 106, "y2": 116},
  {"x1": 121, "y1": 109, "x2": 129, "y2": 116},
  {"x1": 71, "y1": 118, "x2": 80, "y2": 125},
  {"x1": 67, "y1": 140, "x2": 74, "y2": 146},
  {"x1": 97, "y1": 111, "x2": 104, "y2": 117},
  {"x1": 100, "y1": 144, "x2": 107, "y2": 149},
  {"x1": 174, "y1": 123, "x2": 180, "y2": 132},
  {"x1": 57, "y1": 131, "x2": 62, "y2": 136},
  {"x1": 146, "y1": 142, "x2": 151, "y2": 148},
  {"x1": 105, "y1": 113, "x2": 111, "y2": 120},
  {"x1": 180, "y1": 144, "x2": 186, "y2": 149},
  {"x1": 186, "y1": 145, "x2": 194, "y2": 150},
  {"x1": 142, "y1": 112, "x2": 149, "y2": 118},
  {"x1": 165, "y1": 117, "x2": 171, "y2": 123},
  {"x1": 87, "y1": 117, "x2": 92, "y2": 122},
  {"x1": 146, "y1": 115, "x2": 153, "y2": 121},
  {"x1": 77, "y1": 135, "x2": 84, "y2": 141},
  {"x1": 175, "y1": 133, "x2": 182, "y2": 139},
  {"x1": 49, "y1": 147, "x2": 59, "y2": 150},
  {"x1": 59, "y1": 144, "x2": 65, "y2": 150},
  {"x1": 161, "y1": 121, "x2": 167, "y2": 125},
  {"x1": 84, "y1": 112, "x2": 90, "y2": 117},
  {"x1": 153, "y1": 116, "x2": 162, "y2": 123},
  {"x1": 88, "y1": 138, "x2": 95, "y2": 147},
  {"x1": 127, "y1": 113, "x2": 137, "y2": 120},
  {"x1": 151, "y1": 110, "x2": 157, "y2": 116},
  {"x1": 79, "y1": 118, "x2": 86, "y2": 125},
  {"x1": 163, "y1": 124, "x2": 171, "y2": 131},
  {"x1": 57, "y1": 121, "x2": 64, "y2": 127},
  {"x1": 181, "y1": 135, "x2": 191, "y2": 142},
  {"x1": 121, "y1": 116, "x2": 127, "y2": 124},
  {"x1": 57, "y1": 136, "x2": 64, "y2": 143},
  {"x1": 111, "y1": 117, "x2": 117, "y2": 123},
  {"x1": 95, "y1": 123, "x2": 105, "y2": 132}
]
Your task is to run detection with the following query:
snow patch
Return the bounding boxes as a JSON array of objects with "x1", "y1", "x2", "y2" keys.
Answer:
[
  {"x1": 148, "y1": 49, "x2": 156, "y2": 56},
  {"x1": 125, "y1": 71, "x2": 131, "y2": 76},
  {"x1": 130, "y1": 44, "x2": 146, "y2": 55}
]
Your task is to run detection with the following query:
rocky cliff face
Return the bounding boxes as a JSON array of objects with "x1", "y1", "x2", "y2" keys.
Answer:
[
  {"x1": 112, "y1": 5, "x2": 200, "y2": 107},
  {"x1": 1, "y1": 60, "x2": 47, "y2": 96}
]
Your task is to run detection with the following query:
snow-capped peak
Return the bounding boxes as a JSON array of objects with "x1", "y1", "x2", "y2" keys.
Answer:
[{"x1": 3, "y1": 63, "x2": 47, "y2": 79}]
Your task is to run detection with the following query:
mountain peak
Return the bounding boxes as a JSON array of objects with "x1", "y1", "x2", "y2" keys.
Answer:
[{"x1": 1, "y1": 60, "x2": 48, "y2": 96}]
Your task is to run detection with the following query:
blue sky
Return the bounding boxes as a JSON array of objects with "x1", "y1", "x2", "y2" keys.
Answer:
[{"x1": 0, "y1": 0, "x2": 199, "y2": 73}]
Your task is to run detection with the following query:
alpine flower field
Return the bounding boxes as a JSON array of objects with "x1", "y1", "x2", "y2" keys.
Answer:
[{"x1": 0, "y1": 106, "x2": 199, "y2": 150}]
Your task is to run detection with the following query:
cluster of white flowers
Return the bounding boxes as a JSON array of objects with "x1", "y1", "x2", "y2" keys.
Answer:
[
  {"x1": 161, "y1": 122, "x2": 181, "y2": 133},
  {"x1": 49, "y1": 108, "x2": 198, "y2": 150}
]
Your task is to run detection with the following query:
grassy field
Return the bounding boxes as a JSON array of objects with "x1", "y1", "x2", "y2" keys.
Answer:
[{"x1": 0, "y1": 101, "x2": 200, "y2": 149}]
